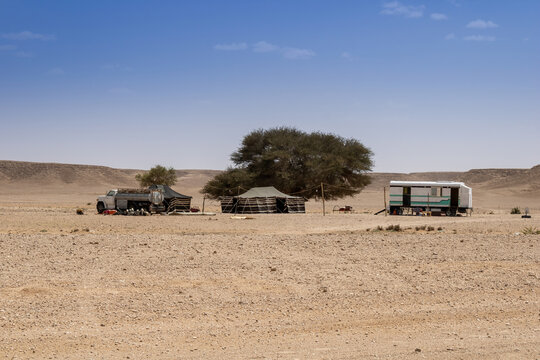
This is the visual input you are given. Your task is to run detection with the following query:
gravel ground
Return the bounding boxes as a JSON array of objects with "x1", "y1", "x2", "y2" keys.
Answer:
[{"x1": 0, "y1": 208, "x2": 539, "y2": 359}]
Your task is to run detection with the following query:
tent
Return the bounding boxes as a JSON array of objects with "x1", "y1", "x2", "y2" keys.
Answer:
[
  {"x1": 221, "y1": 186, "x2": 305, "y2": 214},
  {"x1": 148, "y1": 184, "x2": 192, "y2": 212}
]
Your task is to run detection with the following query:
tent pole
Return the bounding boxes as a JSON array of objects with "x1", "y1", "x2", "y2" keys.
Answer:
[
  {"x1": 235, "y1": 186, "x2": 239, "y2": 214},
  {"x1": 321, "y1": 182, "x2": 326, "y2": 216},
  {"x1": 202, "y1": 195, "x2": 206, "y2": 213}
]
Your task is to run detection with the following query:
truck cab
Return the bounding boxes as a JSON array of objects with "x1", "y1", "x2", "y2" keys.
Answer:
[{"x1": 97, "y1": 189, "x2": 118, "y2": 213}]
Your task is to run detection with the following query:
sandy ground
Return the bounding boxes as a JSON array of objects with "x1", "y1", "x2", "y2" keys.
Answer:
[{"x1": 1, "y1": 195, "x2": 539, "y2": 359}]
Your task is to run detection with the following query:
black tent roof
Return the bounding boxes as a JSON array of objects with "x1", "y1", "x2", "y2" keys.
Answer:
[
  {"x1": 236, "y1": 186, "x2": 301, "y2": 199},
  {"x1": 148, "y1": 184, "x2": 192, "y2": 199}
]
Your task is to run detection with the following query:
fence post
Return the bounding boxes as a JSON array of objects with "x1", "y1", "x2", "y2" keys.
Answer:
[{"x1": 384, "y1": 186, "x2": 387, "y2": 216}]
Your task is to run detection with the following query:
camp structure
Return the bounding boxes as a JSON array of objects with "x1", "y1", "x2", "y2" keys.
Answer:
[
  {"x1": 220, "y1": 186, "x2": 305, "y2": 214},
  {"x1": 148, "y1": 184, "x2": 192, "y2": 212},
  {"x1": 388, "y1": 181, "x2": 472, "y2": 216}
]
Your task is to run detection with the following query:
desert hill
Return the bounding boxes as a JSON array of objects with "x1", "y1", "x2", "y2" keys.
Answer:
[
  {"x1": 366, "y1": 166, "x2": 540, "y2": 192},
  {"x1": 0, "y1": 160, "x2": 220, "y2": 193},
  {"x1": 0, "y1": 160, "x2": 539, "y2": 210}
]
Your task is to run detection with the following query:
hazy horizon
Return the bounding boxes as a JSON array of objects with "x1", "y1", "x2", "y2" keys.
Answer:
[
  {"x1": 1, "y1": 158, "x2": 538, "y2": 174},
  {"x1": 1, "y1": 1, "x2": 539, "y2": 173}
]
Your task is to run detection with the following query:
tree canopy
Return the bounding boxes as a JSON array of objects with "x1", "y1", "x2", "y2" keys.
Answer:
[
  {"x1": 202, "y1": 127, "x2": 373, "y2": 199},
  {"x1": 135, "y1": 165, "x2": 177, "y2": 187}
]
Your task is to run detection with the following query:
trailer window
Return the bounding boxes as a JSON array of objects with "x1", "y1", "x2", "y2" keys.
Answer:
[
  {"x1": 431, "y1": 187, "x2": 441, "y2": 196},
  {"x1": 107, "y1": 191, "x2": 115, "y2": 196}
]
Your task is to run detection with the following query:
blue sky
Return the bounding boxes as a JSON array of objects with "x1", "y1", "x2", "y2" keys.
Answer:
[{"x1": 0, "y1": 0, "x2": 538, "y2": 172}]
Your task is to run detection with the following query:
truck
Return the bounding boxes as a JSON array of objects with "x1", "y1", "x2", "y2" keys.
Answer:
[
  {"x1": 388, "y1": 181, "x2": 472, "y2": 216},
  {"x1": 96, "y1": 188, "x2": 165, "y2": 214}
]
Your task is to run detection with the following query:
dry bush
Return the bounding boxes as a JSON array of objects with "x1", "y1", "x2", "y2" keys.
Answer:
[
  {"x1": 386, "y1": 224, "x2": 402, "y2": 232},
  {"x1": 522, "y1": 226, "x2": 540, "y2": 235}
]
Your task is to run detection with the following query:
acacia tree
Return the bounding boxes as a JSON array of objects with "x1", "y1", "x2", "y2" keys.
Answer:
[
  {"x1": 135, "y1": 165, "x2": 177, "y2": 187},
  {"x1": 202, "y1": 127, "x2": 373, "y2": 199}
]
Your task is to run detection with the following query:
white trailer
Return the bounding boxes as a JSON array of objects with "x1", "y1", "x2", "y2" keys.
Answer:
[{"x1": 388, "y1": 181, "x2": 472, "y2": 216}]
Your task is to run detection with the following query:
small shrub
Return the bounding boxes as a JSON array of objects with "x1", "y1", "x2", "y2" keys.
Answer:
[
  {"x1": 385, "y1": 224, "x2": 402, "y2": 232},
  {"x1": 377, "y1": 225, "x2": 384, "y2": 231},
  {"x1": 415, "y1": 225, "x2": 426, "y2": 231},
  {"x1": 76, "y1": 208, "x2": 84, "y2": 215},
  {"x1": 437, "y1": 226, "x2": 443, "y2": 231},
  {"x1": 510, "y1": 207, "x2": 521, "y2": 215},
  {"x1": 86, "y1": 202, "x2": 91, "y2": 206},
  {"x1": 365, "y1": 228, "x2": 371, "y2": 232},
  {"x1": 427, "y1": 226, "x2": 435, "y2": 231},
  {"x1": 522, "y1": 226, "x2": 540, "y2": 235}
]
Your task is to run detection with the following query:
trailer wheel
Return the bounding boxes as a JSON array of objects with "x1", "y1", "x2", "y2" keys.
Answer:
[
  {"x1": 446, "y1": 208, "x2": 456, "y2": 217},
  {"x1": 97, "y1": 202, "x2": 105, "y2": 214}
]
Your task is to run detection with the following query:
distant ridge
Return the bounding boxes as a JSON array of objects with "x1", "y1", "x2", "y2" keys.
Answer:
[
  {"x1": 0, "y1": 160, "x2": 221, "y2": 194},
  {"x1": 366, "y1": 165, "x2": 540, "y2": 192},
  {"x1": 0, "y1": 160, "x2": 539, "y2": 195}
]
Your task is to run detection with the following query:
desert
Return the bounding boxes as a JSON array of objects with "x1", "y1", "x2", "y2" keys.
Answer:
[
  {"x1": 3, "y1": 2, "x2": 540, "y2": 357},
  {"x1": 0, "y1": 161, "x2": 538, "y2": 359}
]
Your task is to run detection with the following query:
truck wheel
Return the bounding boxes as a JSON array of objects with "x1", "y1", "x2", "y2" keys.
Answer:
[{"x1": 97, "y1": 202, "x2": 105, "y2": 214}]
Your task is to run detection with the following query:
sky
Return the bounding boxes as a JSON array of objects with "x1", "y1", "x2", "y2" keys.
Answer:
[{"x1": 0, "y1": 0, "x2": 539, "y2": 173}]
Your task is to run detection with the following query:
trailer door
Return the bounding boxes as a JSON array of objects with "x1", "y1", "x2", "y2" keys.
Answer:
[
  {"x1": 403, "y1": 187, "x2": 411, "y2": 207},
  {"x1": 450, "y1": 188, "x2": 459, "y2": 208}
]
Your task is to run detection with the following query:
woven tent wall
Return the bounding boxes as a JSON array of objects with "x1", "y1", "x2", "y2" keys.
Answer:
[
  {"x1": 220, "y1": 187, "x2": 306, "y2": 214},
  {"x1": 220, "y1": 196, "x2": 305, "y2": 214},
  {"x1": 237, "y1": 197, "x2": 277, "y2": 214},
  {"x1": 220, "y1": 196, "x2": 236, "y2": 213},
  {"x1": 285, "y1": 198, "x2": 306, "y2": 213},
  {"x1": 166, "y1": 198, "x2": 191, "y2": 212}
]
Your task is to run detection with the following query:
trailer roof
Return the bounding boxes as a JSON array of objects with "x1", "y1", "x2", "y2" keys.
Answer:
[{"x1": 390, "y1": 181, "x2": 471, "y2": 189}]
